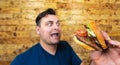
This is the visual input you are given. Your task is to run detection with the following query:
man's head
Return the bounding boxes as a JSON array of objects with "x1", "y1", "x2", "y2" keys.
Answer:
[
  {"x1": 35, "y1": 8, "x2": 61, "y2": 45},
  {"x1": 36, "y1": 8, "x2": 56, "y2": 26}
]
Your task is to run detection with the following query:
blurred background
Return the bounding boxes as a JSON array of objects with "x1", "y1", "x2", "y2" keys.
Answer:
[{"x1": 0, "y1": 0, "x2": 120, "y2": 65}]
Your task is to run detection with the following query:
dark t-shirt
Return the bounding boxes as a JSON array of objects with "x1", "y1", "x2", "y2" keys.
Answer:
[{"x1": 10, "y1": 41, "x2": 82, "y2": 65}]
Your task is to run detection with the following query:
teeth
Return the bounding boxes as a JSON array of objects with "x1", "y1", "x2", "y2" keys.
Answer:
[{"x1": 51, "y1": 33, "x2": 59, "y2": 37}]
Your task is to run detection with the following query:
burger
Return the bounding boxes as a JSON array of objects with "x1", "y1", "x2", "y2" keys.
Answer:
[{"x1": 73, "y1": 21, "x2": 108, "y2": 51}]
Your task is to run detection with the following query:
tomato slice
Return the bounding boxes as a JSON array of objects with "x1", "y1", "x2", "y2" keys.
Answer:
[{"x1": 74, "y1": 30, "x2": 88, "y2": 37}]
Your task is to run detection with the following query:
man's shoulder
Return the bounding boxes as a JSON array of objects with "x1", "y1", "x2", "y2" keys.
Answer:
[
  {"x1": 19, "y1": 43, "x2": 39, "y2": 57},
  {"x1": 11, "y1": 43, "x2": 40, "y2": 65}
]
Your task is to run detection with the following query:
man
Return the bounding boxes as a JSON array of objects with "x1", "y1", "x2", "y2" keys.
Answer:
[
  {"x1": 10, "y1": 8, "x2": 82, "y2": 65},
  {"x1": 11, "y1": 8, "x2": 120, "y2": 65}
]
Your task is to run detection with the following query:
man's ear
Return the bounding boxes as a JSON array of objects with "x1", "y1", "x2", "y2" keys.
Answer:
[{"x1": 36, "y1": 26, "x2": 40, "y2": 34}]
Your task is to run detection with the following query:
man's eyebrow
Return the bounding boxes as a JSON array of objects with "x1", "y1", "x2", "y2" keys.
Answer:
[{"x1": 47, "y1": 20, "x2": 53, "y2": 23}]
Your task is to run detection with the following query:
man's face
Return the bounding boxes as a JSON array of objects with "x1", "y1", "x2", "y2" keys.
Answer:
[{"x1": 37, "y1": 14, "x2": 61, "y2": 45}]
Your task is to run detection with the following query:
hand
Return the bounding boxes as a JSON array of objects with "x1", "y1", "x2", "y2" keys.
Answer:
[{"x1": 90, "y1": 31, "x2": 120, "y2": 65}]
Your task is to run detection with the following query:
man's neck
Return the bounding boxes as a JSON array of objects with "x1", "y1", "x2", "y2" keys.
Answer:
[{"x1": 40, "y1": 41, "x2": 57, "y2": 55}]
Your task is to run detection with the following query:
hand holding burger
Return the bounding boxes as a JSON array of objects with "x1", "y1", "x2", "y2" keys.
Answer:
[
  {"x1": 90, "y1": 31, "x2": 120, "y2": 65},
  {"x1": 73, "y1": 21, "x2": 120, "y2": 65}
]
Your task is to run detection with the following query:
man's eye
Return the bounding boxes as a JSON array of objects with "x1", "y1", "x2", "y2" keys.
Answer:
[
  {"x1": 47, "y1": 23, "x2": 52, "y2": 26},
  {"x1": 57, "y1": 22, "x2": 60, "y2": 26}
]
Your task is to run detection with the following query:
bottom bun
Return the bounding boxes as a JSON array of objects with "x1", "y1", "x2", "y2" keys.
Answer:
[{"x1": 73, "y1": 36, "x2": 95, "y2": 51}]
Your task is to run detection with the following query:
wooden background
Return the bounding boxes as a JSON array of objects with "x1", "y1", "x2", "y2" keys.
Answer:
[{"x1": 0, "y1": 0, "x2": 120, "y2": 65}]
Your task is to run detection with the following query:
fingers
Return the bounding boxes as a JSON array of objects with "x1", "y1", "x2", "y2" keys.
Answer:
[
  {"x1": 101, "y1": 31, "x2": 111, "y2": 40},
  {"x1": 101, "y1": 31, "x2": 120, "y2": 48},
  {"x1": 107, "y1": 40, "x2": 120, "y2": 48}
]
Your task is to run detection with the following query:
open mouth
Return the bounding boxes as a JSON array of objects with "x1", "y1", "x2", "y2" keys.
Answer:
[{"x1": 51, "y1": 33, "x2": 60, "y2": 38}]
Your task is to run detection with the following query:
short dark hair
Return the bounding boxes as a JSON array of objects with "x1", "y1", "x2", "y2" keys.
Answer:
[{"x1": 35, "y1": 8, "x2": 56, "y2": 26}]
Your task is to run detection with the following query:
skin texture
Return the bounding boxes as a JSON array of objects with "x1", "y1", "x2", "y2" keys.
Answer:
[
  {"x1": 90, "y1": 31, "x2": 120, "y2": 65},
  {"x1": 36, "y1": 14, "x2": 61, "y2": 55}
]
